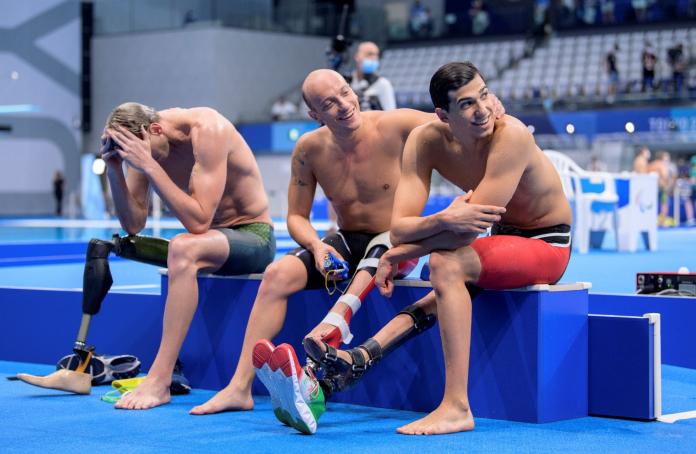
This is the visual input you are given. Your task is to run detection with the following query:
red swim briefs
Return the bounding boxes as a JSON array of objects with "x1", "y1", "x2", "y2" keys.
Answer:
[{"x1": 470, "y1": 224, "x2": 571, "y2": 289}]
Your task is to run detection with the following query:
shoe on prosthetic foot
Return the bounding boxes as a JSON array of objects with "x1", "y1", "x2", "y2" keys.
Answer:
[
  {"x1": 303, "y1": 302, "x2": 437, "y2": 394},
  {"x1": 253, "y1": 340, "x2": 325, "y2": 434},
  {"x1": 253, "y1": 339, "x2": 289, "y2": 426}
]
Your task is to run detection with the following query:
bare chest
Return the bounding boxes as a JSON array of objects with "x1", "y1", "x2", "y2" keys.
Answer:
[
  {"x1": 159, "y1": 152, "x2": 196, "y2": 191},
  {"x1": 315, "y1": 142, "x2": 401, "y2": 205},
  {"x1": 434, "y1": 151, "x2": 487, "y2": 192}
]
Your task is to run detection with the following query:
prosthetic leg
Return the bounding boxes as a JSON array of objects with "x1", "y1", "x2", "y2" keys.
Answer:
[
  {"x1": 16, "y1": 235, "x2": 168, "y2": 394},
  {"x1": 304, "y1": 284, "x2": 482, "y2": 394},
  {"x1": 253, "y1": 233, "x2": 418, "y2": 434},
  {"x1": 312, "y1": 232, "x2": 418, "y2": 351}
]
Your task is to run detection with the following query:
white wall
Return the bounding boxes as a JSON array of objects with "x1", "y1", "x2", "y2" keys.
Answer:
[
  {"x1": 0, "y1": 0, "x2": 82, "y2": 214},
  {"x1": 88, "y1": 26, "x2": 328, "y2": 152}
]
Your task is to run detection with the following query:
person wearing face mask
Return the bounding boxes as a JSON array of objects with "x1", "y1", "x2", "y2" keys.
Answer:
[{"x1": 350, "y1": 41, "x2": 396, "y2": 111}]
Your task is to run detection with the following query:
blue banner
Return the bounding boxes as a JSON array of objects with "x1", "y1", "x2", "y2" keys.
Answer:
[{"x1": 239, "y1": 107, "x2": 696, "y2": 153}]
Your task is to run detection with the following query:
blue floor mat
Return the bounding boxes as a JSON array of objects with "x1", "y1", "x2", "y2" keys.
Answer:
[{"x1": 2, "y1": 361, "x2": 695, "y2": 454}]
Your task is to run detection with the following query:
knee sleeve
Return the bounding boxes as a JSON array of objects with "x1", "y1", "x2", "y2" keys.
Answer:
[
  {"x1": 356, "y1": 231, "x2": 391, "y2": 276},
  {"x1": 81, "y1": 235, "x2": 169, "y2": 316},
  {"x1": 113, "y1": 234, "x2": 169, "y2": 268}
]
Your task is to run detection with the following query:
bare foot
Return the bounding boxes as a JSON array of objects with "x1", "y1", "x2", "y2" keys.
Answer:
[
  {"x1": 114, "y1": 375, "x2": 171, "y2": 410},
  {"x1": 189, "y1": 385, "x2": 254, "y2": 415},
  {"x1": 396, "y1": 401, "x2": 475, "y2": 435}
]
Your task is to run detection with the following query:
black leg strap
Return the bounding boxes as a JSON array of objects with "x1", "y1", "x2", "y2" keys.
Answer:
[
  {"x1": 303, "y1": 337, "x2": 373, "y2": 394},
  {"x1": 358, "y1": 338, "x2": 382, "y2": 365},
  {"x1": 397, "y1": 303, "x2": 437, "y2": 334},
  {"x1": 307, "y1": 286, "x2": 483, "y2": 397},
  {"x1": 348, "y1": 348, "x2": 367, "y2": 375}
]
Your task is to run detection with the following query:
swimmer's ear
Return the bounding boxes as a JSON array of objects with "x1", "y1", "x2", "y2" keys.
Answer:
[
  {"x1": 147, "y1": 123, "x2": 163, "y2": 136},
  {"x1": 435, "y1": 107, "x2": 449, "y2": 124},
  {"x1": 307, "y1": 109, "x2": 319, "y2": 122}
]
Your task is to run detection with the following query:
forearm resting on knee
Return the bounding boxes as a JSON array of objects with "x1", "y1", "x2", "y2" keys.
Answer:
[{"x1": 385, "y1": 231, "x2": 475, "y2": 263}]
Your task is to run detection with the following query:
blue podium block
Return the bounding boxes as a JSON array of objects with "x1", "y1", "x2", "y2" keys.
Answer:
[
  {"x1": 166, "y1": 274, "x2": 590, "y2": 423},
  {"x1": 0, "y1": 274, "x2": 589, "y2": 424},
  {"x1": 0, "y1": 288, "x2": 162, "y2": 368},
  {"x1": 588, "y1": 313, "x2": 661, "y2": 420}
]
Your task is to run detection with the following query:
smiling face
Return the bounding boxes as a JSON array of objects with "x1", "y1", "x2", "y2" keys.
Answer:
[
  {"x1": 436, "y1": 74, "x2": 494, "y2": 139},
  {"x1": 303, "y1": 69, "x2": 362, "y2": 132},
  {"x1": 430, "y1": 62, "x2": 494, "y2": 141}
]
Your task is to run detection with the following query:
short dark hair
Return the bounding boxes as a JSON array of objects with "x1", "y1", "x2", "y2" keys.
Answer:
[{"x1": 429, "y1": 62, "x2": 483, "y2": 111}]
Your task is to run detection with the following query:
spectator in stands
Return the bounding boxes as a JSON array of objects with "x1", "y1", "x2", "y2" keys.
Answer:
[
  {"x1": 533, "y1": 0, "x2": 550, "y2": 28},
  {"x1": 421, "y1": 7, "x2": 434, "y2": 37},
  {"x1": 409, "y1": 1, "x2": 428, "y2": 37},
  {"x1": 579, "y1": 0, "x2": 599, "y2": 25},
  {"x1": 350, "y1": 41, "x2": 396, "y2": 111},
  {"x1": 557, "y1": 0, "x2": 578, "y2": 27},
  {"x1": 529, "y1": 0, "x2": 553, "y2": 49},
  {"x1": 631, "y1": 0, "x2": 648, "y2": 22},
  {"x1": 641, "y1": 41, "x2": 657, "y2": 92},
  {"x1": 633, "y1": 146, "x2": 651, "y2": 173},
  {"x1": 667, "y1": 43, "x2": 687, "y2": 94},
  {"x1": 600, "y1": 0, "x2": 615, "y2": 24},
  {"x1": 271, "y1": 96, "x2": 298, "y2": 121},
  {"x1": 649, "y1": 151, "x2": 676, "y2": 226},
  {"x1": 469, "y1": 0, "x2": 491, "y2": 35},
  {"x1": 588, "y1": 154, "x2": 607, "y2": 172},
  {"x1": 605, "y1": 44, "x2": 620, "y2": 100}
]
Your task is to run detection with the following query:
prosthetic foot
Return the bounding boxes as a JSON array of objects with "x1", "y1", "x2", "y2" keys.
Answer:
[
  {"x1": 303, "y1": 302, "x2": 437, "y2": 394},
  {"x1": 16, "y1": 349, "x2": 95, "y2": 395},
  {"x1": 19, "y1": 235, "x2": 171, "y2": 394},
  {"x1": 253, "y1": 340, "x2": 325, "y2": 434},
  {"x1": 16, "y1": 369, "x2": 92, "y2": 395}
]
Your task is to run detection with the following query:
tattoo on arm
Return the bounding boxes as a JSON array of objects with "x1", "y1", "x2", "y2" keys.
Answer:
[{"x1": 291, "y1": 151, "x2": 309, "y2": 187}]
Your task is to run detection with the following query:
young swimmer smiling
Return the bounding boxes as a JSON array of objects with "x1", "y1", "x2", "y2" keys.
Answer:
[{"x1": 305, "y1": 62, "x2": 572, "y2": 435}]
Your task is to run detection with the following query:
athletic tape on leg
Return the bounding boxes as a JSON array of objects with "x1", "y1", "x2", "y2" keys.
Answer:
[
  {"x1": 321, "y1": 312, "x2": 353, "y2": 344},
  {"x1": 337, "y1": 293, "x2": 361, "y2": 314}
]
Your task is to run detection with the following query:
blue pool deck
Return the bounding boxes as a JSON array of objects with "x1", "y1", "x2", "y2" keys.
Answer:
[
  {"x1": 1, "y1": 219, "x2": 694, "y2": 295},
  {"x1": 1, "y1": 219, "x2": 695, "y2": 452}
]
